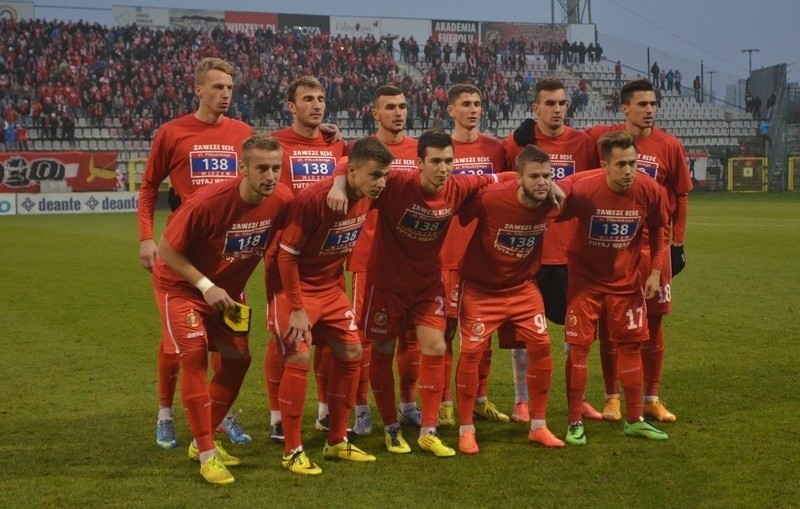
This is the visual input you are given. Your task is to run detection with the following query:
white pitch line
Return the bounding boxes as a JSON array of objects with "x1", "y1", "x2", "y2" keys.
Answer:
[{"x1": 690, "y1": 221, "x2": 800, "y2": 228}]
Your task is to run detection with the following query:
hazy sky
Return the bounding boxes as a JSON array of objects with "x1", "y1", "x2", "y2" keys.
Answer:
[{"x1": 34, "y1": 0, "x2": 798, "y2": 89}]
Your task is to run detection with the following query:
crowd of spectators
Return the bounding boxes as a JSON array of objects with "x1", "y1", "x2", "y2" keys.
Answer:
[{"x1": 1, "y1": 17, "x2": 599, "y2": 148}]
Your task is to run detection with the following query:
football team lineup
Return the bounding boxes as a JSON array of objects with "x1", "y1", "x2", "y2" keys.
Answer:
[{"x1": 2, "y1": 4, "x2": 796, "y2": 504}]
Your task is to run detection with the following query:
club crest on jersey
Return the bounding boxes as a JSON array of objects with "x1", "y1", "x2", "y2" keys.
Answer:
[
  {"x1": 185, "y1": 311, "x2": 201, "y2": 328},
  {"x1": 374, "y1": 311, "x2": 388, "y2": 326},
  {"x1": 471, "y1": 320, "x2": 486, "y2": 336},
  {"x1": 566, "y1": 312, "x2": 578, "y2": 327}
]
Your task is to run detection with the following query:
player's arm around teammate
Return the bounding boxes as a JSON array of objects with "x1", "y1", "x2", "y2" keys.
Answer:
[
  {"x1": 559, "y1": 132, "x2": 669, "y2": 446},
  {"x1": 268, "y1": 138, "x2": 393, "y2": 475},
  {"x1": 455, "y1": 145, "x2": 568, "y2": 454}
]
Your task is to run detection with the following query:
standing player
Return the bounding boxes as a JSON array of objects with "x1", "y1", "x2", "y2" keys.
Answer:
[
  {"x1": 138, "y1": 57, "x2": 255, "y2": 449},
  {"x1": 348, "y1": 85, "x2": 421, "y2": 436},
  {"x1": 501, "y1": 78, "x2": 602, "y2": 423},
  {"x1": 269, "y1": 137, "x2": 393, "y2": 475},
  {"x1": 272, "y1": 76, "x2": 346, "y2": 195},
  {"x1": 329, "y1": 130, "x2": 513, "y2": 457},
  {"x1": 455, "y1": 145, "x2": 566, "y2": 454},
  {"x1": 559, "y1": 131, "x2": 669, "y2": 445},
  {"x1": 585, "y1": 79, "x2": 691, "y2": 423},
  {"x1": 439, "y1": 83, "x2": 509, "y2": 426},
  {"x1": 265, "y1": 76, "x2": 347, "y2": 440},
  {"x1": 152, "y1": 134, "x2": 291, "y2": 484}
]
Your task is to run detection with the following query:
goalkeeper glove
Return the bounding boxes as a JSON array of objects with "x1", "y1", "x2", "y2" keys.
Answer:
[
  {"x1": 513, "y1": 118, "x2": 536, "y2": 148},
  {"x1": 670, "y1": 245, "x2": 686, "y2": 277}
]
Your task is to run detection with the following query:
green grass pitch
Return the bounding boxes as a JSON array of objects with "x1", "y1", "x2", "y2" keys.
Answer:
[{"x1": 1, "y1": 192, "x2": 798, "y2": 507}]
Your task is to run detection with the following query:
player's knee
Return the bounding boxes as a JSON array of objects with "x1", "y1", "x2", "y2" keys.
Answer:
[
  {"x1": 214, "y1": 339, "x2": 250, "y2": 360},
  {"x1": 334, "y1": 342, "x2": 363, "y2": 361},
  {"x1": 526, "y1": 343, "x2": 552, "y2": 364},
  {"x1": 286, "y1": 351, "x2": 311, "y2": 366},
  {"x1": 372, "y1": 338, "x2": 396, "y2": 355},
  {"x1": 459, "y1": 349, "x2": 482, "y2": 368},
  {"x1": 567, "y1": 343, "x2": 591, "y2": 366},
  {"x1": 418, "y1": 335, "x2": 446, "y2": 356}
]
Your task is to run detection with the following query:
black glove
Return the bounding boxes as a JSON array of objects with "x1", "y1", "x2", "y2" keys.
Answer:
[
  {"x1": 670, "y1": 245, "x2": 686, "y2": 277},
  {"x1": 513, "y1": 118, "x2": 536, "y2": 148}
]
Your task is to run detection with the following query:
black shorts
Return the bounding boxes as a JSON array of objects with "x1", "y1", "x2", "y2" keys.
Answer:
[
  {"x1": 168, "y1": 188, "x2": 182, "y2": 212},
  {"x1": 535, "y1": 265, "x2": 568, "y2": 325}
]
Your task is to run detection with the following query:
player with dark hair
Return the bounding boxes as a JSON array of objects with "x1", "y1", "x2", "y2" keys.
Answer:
[
  {"x1": 152, "y1": 134, "x2": 292, "y2": 484},
  {"x1": 455, "y1": 144, "x2": 566, "y2": 454},
  {"x1": 501, "y1": 78, "x2": 601, "y2": 423},
  {"x1": 438, "y1": 83, "x2": 510, "y2": 426},
  {"x1": 138, "y1": 57, "x2": 255, "y2": 450},
  {"x1": 585, "y1": 79, "x2": 691, "y2": 423},
  {"x1": 328, "y1": 129, "x2": 514, "y2": 457},
  {"x1": 348, "y1": 84, "x2": 421, "y2": 436},
  {"x1": 265, "y1": 76, "x2": 347, "y2": 440},
  {"x1": 558, "y1": 131, "x2": 669, "y2": 446},
  {"x1": 268, "y1": 137, "x2": 393, "y2": 475}
]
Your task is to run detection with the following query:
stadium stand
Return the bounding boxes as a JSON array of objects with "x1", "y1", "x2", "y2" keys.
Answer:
[{"x1": 0, "y1": 17, "x2": 758, "y2": 168}]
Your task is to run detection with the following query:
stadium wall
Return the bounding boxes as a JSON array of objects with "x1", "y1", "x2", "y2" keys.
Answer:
[{"x1": 0, "y1": 1, "x2": 33, "y2": 20}]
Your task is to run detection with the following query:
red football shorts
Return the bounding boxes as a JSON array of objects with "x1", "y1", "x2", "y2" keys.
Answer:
[
  {"x1": 641, "y1": 245, "x2": 672, "y2": 315},
  {"x1": 459, "y1": 279, "x2": 549, "y2": 353},
  {"x1": 564, "y1": 286, "x2": 649, "y2": 345},
  {"x1": 442, "y1": 269, "x2": 461, "y2": 319},
  {"x1": 359, "y1": 281, "x2": 446, "y2": 342},
  {"x1": 268, "y1": 285, "x2": 360, "y2": 355},
  {"x1": 155, "y1": 289, "x2": 249, "y2": 355}
]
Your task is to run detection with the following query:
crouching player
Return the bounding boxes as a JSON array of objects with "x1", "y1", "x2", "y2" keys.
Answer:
[
  {"x1": 558, "y1": 131, "x2": 669, "y2": 445},
  {"x1": 455, "y1": 145, "x2": 566, "y2": 453},
  {"x1": 267, "y1": 137, "x2": 394, "y2": 475},
  {"x1": 153, "y1": 134, "x2": 292, "y2": 484}
]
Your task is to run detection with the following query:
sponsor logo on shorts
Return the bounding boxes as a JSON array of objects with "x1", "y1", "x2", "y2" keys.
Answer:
[
  {"x1": 186, "y1": 311, "x2": 201, "y2": 328},
  {"x1": 370, "y1": 328, "x2": 388, "y2": 335},
  {"x1": 468, "y1": 335, "x2": 484, "y2": 342},
  {"x1": 471, "y1": 321, "x2": 485, "y2": 336},
  {"x1": 374, "y1": 311, "x2": 388, "y2": 326},
  {"x1": 187, "y1": 331, "x2": 205, "y2": 339}
]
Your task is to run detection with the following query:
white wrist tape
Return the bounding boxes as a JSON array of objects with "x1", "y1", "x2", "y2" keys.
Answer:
[{"x1": 195, "y1": 276, "x2": 214, "y2": 295}]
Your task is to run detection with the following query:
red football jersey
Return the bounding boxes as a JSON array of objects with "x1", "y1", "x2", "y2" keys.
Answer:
[
  {"x1": 440, "y1": 134, "x2": 508, "y2": 270},
  {"x1": 138, "y1": 114, "x2": 254, "y2": 240},
  {"x1": 272, "y1": 127, "x2": 346, "y2": 196},
  {"x1": 502, "y1": 125, "x2": 600, "y2": 265},
  {"x1": 459, "y1": 180, "x2": 558, "y2": 287},
  {"x1": 347, "y1": 135, "x2": 419, "y2": 273},
  {"x1": 586, "y1": 124, "x2": 692, "y2": 243},
  {"x1": 271, "y1": 175, "x2": 371, "y2": 309},
  {"x1": 559, "y1": 171, "x2": 667, "y2": 294},
  {"x1": 378, "y1": 135, "x2": 419, "y2": 173},
  {"x1": 368, "y1": 170, "x2": 500, "y2": 294},
  {"x1": 154, "y1": 178, "x2": 292, "y2": 297}
]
